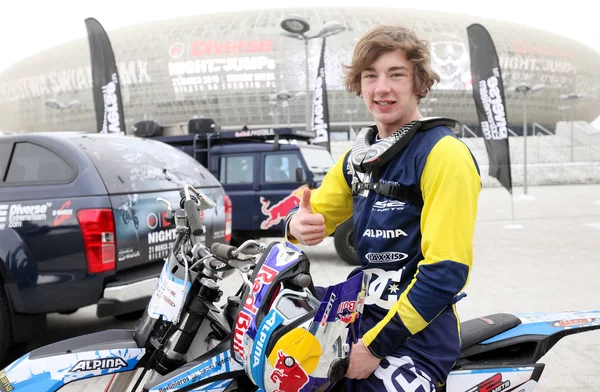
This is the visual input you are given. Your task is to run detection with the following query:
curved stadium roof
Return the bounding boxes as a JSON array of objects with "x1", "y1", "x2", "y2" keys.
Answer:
[{"x1": 0, "y1": 7, "x2": 598, "y2": 134}]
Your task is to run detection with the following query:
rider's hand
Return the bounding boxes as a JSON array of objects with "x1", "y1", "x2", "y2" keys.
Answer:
[
  {"x1": 288, "y1": 188, "x2": 326, "y2": 245},
  {"x1": 346, "y1": 339, "x2": 381, "y2": 380}
]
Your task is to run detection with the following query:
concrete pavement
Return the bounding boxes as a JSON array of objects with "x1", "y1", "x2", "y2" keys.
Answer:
[{"x1": 32, "y1": 184, "x2": 600, "y2": 390}]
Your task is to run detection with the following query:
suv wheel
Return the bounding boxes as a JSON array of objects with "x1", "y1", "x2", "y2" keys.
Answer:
[
  {"x1": 0, "y1": 286, "x2": 13, "y2": 364},
  {"x1": 334, "y1": 219, "x2": 360, "y2": 265}
]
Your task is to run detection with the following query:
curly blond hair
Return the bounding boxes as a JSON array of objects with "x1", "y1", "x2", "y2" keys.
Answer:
[{"x1": 343, "y1": 25, "x2": 439, "y2": 100}]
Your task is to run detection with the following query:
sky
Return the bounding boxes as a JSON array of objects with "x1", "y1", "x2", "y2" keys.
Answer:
[{"x1": 0, "y1": 0, "x2": 598, "y2": 72}]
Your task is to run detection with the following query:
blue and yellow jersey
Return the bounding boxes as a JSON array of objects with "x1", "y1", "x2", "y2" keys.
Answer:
[{"x1": 286, "y1": 125, "x2": 481, "y2": 382}]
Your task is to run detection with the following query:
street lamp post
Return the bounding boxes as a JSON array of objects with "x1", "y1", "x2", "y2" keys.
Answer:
[
  {"x1": 513, "y1": 83, "x2": 545, "y2": 195},
  {"x1": 269, "y1": 90, "x2": 304, "y2": 127},
  {"x1": 280, "y1": 15, "x2": 345, "y2": 131},
  {"x1": 346, "y1": 109, "x2": 357, "y2": 140},
  {"x1": 560, "y1": 92, "x2": 585, "y2": 162}
]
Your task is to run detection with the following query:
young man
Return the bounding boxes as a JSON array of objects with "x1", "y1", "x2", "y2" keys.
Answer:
[{"x1": 285, "y1": 25, "x2": 481, "y2": 391}]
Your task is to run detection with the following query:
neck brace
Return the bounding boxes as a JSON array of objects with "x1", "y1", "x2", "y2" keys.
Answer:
[{"x1": 349, "y1": 117, "x2": 461, "y2": 174}]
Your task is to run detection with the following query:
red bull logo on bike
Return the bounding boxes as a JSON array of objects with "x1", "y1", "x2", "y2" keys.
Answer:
[
  {"x1": 233, "y1": 264, "x2": 278, "y2": 359},
  {"x1": 337, "y1": 300, "x2": 359, "y2": 323},
  {"x1": 260, "y1": 195, "x2": 300, "y2": 230},
  {"x1": 269, "y1": 350, "x2": 309, "y2": 392}
]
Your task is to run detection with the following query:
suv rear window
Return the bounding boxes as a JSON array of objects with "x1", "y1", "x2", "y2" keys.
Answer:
[{"x1": 73, "y1": 135, "x2": 221, "y2": 193}]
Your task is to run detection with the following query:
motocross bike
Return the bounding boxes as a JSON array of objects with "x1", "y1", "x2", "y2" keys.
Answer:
[{"x1": 1, "y1": 184, "x2": 599, "y2": 391}]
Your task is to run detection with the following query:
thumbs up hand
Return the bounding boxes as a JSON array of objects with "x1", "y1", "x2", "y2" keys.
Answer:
[{"x1": 289, "y1": 188, "x2": 326, "y2": 245}]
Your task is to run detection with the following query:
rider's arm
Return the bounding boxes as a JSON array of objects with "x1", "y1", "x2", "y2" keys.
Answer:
[
  {"x1": 285, "y1": 150, "x2": 353, "y2": 242},
  {"x1": 362, "y1": 136, "x2": 481, "y2": 358}
]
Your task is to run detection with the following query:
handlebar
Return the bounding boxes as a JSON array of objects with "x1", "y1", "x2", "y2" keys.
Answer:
[{"x1": 209, "y1": 240, "x2": 264, "y2": 273}]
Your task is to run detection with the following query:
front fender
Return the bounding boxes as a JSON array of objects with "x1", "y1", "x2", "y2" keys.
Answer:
[
  {"x1": 2, "y1": 330, "x2": 144, "y2": 392},
  {"x1": 0, "y1": 229, "x2": 37, "y2": 310}
]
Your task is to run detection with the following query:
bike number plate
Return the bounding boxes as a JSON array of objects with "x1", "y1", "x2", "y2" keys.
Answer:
[{"x1": 147, "y1": 263, "x2": 191, "y2": 322}]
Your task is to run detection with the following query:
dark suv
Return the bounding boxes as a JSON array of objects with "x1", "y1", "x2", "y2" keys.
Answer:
[{"x1": 0, "y1": 132, "x2": 231, "y2": 362}]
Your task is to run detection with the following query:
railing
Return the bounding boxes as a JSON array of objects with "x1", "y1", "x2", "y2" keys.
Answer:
[
  {"x1": 533, "y1": 123, "x2": 553, "y2": 136},
  {"x1": 461, "y1": 124, "x2": 478, "y2": 138}
]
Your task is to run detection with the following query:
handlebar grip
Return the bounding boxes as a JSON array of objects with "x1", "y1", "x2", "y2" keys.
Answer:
[
  {"x1": 184, "y1": 199, "x2": 204, "y2": 236},
  {"x1": 328, "y1": 357, "x2": 349, "y2": 384},
  {"x1": 210, "y1": 243, "x2": 236, "y2": 260},
  {"x1": 290, "y1": 273, "x2": 312, "y2": 288}
]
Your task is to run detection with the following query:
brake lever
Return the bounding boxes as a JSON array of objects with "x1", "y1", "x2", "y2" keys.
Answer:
[{"x1": 157, "y1": 197, "x2": 172, "y2": 210}]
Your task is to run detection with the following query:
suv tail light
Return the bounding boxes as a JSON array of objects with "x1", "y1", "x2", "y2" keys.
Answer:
[
  {"x1": 77, "y1": 209, "x2": 116, "y2": 274},
  {"x1": 224, "y1": 195, "x2": 232, "y2": 243}
]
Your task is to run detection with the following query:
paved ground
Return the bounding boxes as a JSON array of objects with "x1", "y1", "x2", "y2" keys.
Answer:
[{"x1": 8, "y1": 184, "x2": 600, "y2": 391}]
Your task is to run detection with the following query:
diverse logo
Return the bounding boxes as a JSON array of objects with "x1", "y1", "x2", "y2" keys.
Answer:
[
  {"x1": 101, "y1": 73, "x2": 122, "y2": 134},
  {"x1": 0, "y1": 205, "x2": 7, "y2": 230},
  {"x1": 270, "y1": 351, "x2": 309, "y2": 392},
  {"x1": 260, "y1": 195, "x2": 300, "y2": 230},
  {"x1": 0, "y1": 202, "x2": 51, "y2": 229}
]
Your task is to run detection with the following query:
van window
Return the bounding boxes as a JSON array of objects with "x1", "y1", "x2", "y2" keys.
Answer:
[
  {"x1": 220, "y1": 155, "x2": 254, "y2": 184},
  {"x1": 5, "y1": 142, "x2": 74, "y2": 184},
  {"x1": 264, "y1": 153, "x2": 304, "y2": 183},
  {"x1": 73, "y1": 135, "x2": 221, "y2": 193}
]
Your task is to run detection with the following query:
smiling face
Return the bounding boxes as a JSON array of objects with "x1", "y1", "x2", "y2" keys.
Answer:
[{"x1": 360, "y1": 48, "x2": 422, "y2": 138}]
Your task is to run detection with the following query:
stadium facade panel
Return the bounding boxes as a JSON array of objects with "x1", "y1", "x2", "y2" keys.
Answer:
[{"x1": 0, "y1": 7, "x2": 598, "y2": 135}]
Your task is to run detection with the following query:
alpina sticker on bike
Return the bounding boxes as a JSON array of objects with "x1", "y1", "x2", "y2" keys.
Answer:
[
  {"x1": 70, "y1": 357, "x2": 128, "y2": 372},
  {"x1": 3, "y1": 348, "x2": 145, "y2": 391},
  {"x1": 250, "y1": 309, "x2": 285, "y2": 388}
]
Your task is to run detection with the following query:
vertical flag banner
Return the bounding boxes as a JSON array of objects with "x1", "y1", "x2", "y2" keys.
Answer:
[
  {"x1": 467, "y1": 23, "x2": 512, "y2": 193},
  {"x1": 311, "y1": 38, "x2": 331, "y2": 152},
  {"x1": 85, "y1": 18, "x2": 127, "y2": 134}
]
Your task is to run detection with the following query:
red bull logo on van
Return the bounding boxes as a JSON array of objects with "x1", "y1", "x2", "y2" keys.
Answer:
[
  {"x1": 270, "y1": 350, "x2": 309, "y2": 392},
  {"x1": 260, "y1": 195, "x2": 300, "y2": 230}
]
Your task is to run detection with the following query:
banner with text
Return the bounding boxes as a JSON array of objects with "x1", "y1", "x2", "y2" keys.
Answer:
[
  {"x1": 467, "y1": 23, "x2": 512, "y2": 194},
  {"x1": 311, "y1": 38, "x2": 331, "y2": 152},
  {"x1": 85, "y1": 17, "x2": 127, "y2": 134}
]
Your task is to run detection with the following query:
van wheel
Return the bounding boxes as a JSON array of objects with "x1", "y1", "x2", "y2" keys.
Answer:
[
  {"x1": 0, "y1": 286, "x2": 13, "y2": 363},
  {"x1": 334, "y1": 219, "x2": 360, "y2": 265}
]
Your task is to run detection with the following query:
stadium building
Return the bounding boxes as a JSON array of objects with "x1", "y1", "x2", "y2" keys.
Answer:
[{"x1": 0, "y1": 7, "x2": 598, "y2": 136}]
